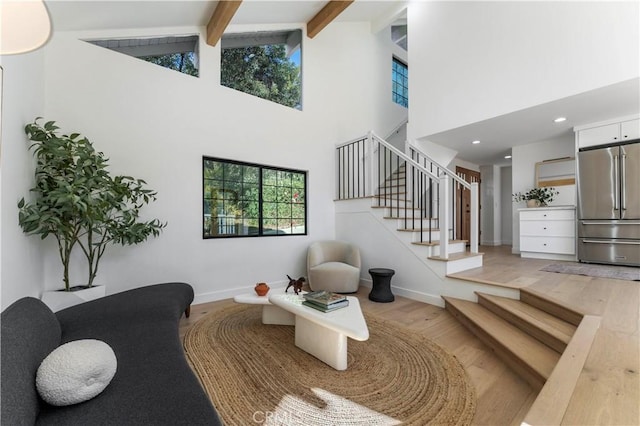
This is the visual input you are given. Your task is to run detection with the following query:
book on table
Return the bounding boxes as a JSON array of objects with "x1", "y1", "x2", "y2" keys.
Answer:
[
  {"x1": 303, "y1": 290, "x2": 347, "y2": 307},
  {"x1": 302, "y1": 299, "x2": 349, "y2": 312}
]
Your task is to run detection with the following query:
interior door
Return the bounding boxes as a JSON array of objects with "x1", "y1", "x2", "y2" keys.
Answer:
[
  {"x1": 455, "y1": 167, "x2": 481, "y2": 244},
  {"x1": 621, "y1": 142, "x2": 640, "y2": 219}
]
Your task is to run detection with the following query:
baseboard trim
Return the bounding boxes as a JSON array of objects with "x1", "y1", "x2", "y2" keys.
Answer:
[{"x1": 391, "y1": 286, "x2": 444, "y2": 307}]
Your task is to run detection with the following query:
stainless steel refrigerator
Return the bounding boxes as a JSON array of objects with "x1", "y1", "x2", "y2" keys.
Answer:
[{"x1": 577, "y1": 140, "x2": 640, "y2": 266}]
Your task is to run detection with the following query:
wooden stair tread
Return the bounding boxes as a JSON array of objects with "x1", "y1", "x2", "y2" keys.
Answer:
[
  {"x1": 446, "y1": 270, "x2": 531, "y2": 289},
  {"x1": 371, "y1": 205, "x2": 423, "y2": 211},
  {"x1": 429, "y1": 252, "x2": 483, "y2": 262},
  {"x1": 476, "y1": 292, "x2": 576, "y2": 352},
  {"x1": 373, "y1": 195, "x2": 410, "y2": 199},
  {"x1": 523, "y1": 315, "x2": 602, "y2": 426},
  {"x1": 384, "y1": 215, "x2": 438, "y2": 219},
  {"x1": 520, "y1": 287, "x2": 585, "y2": 326},
  {"x1": 412, "y1": 239, "x2": 467, "y2": 246},
  {"x1": 443, "y1": 296, "x2": 560, "y2": 388}
]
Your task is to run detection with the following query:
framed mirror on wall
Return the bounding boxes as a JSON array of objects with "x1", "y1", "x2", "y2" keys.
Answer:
[{"x1": 535, "y1": 157, "x2": 576, "y2": 187}]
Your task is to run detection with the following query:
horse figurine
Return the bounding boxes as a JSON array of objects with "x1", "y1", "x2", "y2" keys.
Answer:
[{"x1": 285, "y1": 275, "x2": 305, "y2": 295}]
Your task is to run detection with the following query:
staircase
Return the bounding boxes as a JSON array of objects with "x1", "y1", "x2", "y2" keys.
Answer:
[
  {"x1": 444, "y1": 289, "x2": 580, "y2": 390},
  {"x1": 443, "y1": 288, "x2": 602, "y2": 425},
  {"x1": 371, "y1": 162, "x2": 482, "y2": 274},
  {"x1": 336, "y1": 131, "x2": 482, "y2": 280},
  {"x1": 335, "y1": 131, "x2": 605, "y2": 424}
]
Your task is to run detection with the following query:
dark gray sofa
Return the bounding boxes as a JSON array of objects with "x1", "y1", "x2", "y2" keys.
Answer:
[{"x1": 1, "y1": 282, "x2": 222, "y2": 425}]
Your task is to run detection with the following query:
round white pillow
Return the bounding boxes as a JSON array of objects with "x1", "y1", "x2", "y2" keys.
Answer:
[{"x1": 36, "y1": 339, "x2": 117, "y2": 406}]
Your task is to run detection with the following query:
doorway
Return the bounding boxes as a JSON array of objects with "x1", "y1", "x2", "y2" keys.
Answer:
[{"x1": 455, "y1": 166, "x2": 481, "y2": 244}]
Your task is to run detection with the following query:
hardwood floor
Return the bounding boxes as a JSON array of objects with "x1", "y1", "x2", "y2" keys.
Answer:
[{"x1": 180, "y1": 246, "x2": 640, "y2": 425}]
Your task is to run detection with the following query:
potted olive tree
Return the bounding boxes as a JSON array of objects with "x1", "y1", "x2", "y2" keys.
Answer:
[{"x1": 18, "y1": 118, "x2": 165, "y2": 310}]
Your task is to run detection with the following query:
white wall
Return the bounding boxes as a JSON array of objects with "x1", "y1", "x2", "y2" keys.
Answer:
[
  {"x1": 372, "y1": 26, "x2": 409, "y2": 139},
  {"x1": 511, "y1": 134, "x2": 576, "y2": 253},
  {"x1": 500, "y1": 166, "x2": 513, "y2": 245},
  {"x1": 0, "y1": 51, "x2": 46, "y2": 309},
  {"x1": 408, "y1": 1, "x2": 640, "y2": 138},
  {"x1": 26, "y1": 22, "x2": 402, "y2": 302},
  {"x1": 480, "y1": 165, "x2": 501, "y2": 246}
]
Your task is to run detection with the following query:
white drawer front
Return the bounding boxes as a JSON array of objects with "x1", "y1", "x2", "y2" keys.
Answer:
[
  {"x1": 520, "y1": 220, "x2": 575, "y2": 237},
  {"x1": 521, "y1": 236, "x2": 575, "y2": 254},
  {"x1": 520, "y1": 209, "x2": 575, "y2": 221}
]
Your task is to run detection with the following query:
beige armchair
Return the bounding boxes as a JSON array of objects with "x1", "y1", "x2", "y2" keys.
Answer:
[{"x1": 306, "y1": 240, "x2": 361, "y2": 293}]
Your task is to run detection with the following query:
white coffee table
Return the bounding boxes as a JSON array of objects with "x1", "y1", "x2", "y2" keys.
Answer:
[
  {"x1": 268, "y1": 293, "x2": 369, "y2": 370},
  {"x1": 233, "y1": 292, "x2": 295, "y2": 325}
]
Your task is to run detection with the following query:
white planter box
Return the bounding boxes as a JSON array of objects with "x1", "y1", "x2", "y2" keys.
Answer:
[{"x1": 41, "y1": 285, "x2": 106, "y2": 312}]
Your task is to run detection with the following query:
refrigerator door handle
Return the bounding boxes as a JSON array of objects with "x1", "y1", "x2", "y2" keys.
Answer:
[
  {"x1": 614, "y1": 154, "x2": 620, "y2": 211},
  {"x1": 621, "y1": 154, "x2": 627, "y2": 211},
  {"x1": 581, "y1": 221, "x2": 640, "y2": 225},
  {"x1": 582, "y1": 239, "x2": 640, "y2": 245}
]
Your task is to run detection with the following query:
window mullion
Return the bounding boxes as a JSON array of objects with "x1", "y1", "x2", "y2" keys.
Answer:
[{"x1": 258, "y1": 167, "x2": 264, "y2": 236}]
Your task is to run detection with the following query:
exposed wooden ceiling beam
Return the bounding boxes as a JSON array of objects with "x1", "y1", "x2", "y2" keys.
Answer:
[
  {"x1": 206, "y1": 0, "x2": 243, "y2": 47},
  {"x1": 307, "y1": 0, "x2": 354, "y2": 39}
]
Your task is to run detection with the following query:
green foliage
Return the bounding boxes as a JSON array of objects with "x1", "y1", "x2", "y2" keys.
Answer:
[
  {"x1": 512, "y1": 187, "x2": 559, "y2": 205},
  {"x1": 203, "y1": 159, "x2": 306, "y2": 237},
  {"x1": 142, "y1": 52, "x2": 198, "y2": 77},
  {"x1": 221, "y1": 45, "x2": 301, "y2": 109},
  {"x1": 18, "y1": 118, "x2": 166, "y2": 290}
]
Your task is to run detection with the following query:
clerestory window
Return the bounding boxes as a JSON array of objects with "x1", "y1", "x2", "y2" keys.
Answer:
[
  {"x1": 85, "y1": 35, "x2": 199, "y2": 77},
  {"x1": 392, "y1": 57, "x2": 408, "y2": 108},
  {"x1": 220, "y1": 29, "x2": 302, "y2": 110},
  {"x1": 203, "y1": 157, "x2": 307, "y2": 238}
]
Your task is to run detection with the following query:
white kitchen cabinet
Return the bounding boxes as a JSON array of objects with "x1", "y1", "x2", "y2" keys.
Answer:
[
  {"x1": 519, "y1": 206, "x2": 576, "y2": 261},
  {"x1": 577, "y1": 118, "x2": 640, "y2": 149},
  {"x1": 621, "y1": 118, "x2": 640, "y2": 141}
]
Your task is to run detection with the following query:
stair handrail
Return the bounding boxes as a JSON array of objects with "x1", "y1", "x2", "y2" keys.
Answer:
[
  {"x1": 335, "y1": 130, "x2": 479, "y2": 255},
  {"x1": 405, "y1": 140, "x2": 479, "y2": 253},
  {"x1": 407, "y1": 141, "x2": 471, "y2": 189},
  {"x1": 383, "y1": 118, "x2": 408, "y2": 140},
  {"x1": 369, "y1": 131, "x2": 439, "y2": 181}
]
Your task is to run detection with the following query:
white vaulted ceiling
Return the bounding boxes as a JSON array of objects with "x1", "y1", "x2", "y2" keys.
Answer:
[{"x1": 45, "y1": 1, "x2": 400, "y2": 32}]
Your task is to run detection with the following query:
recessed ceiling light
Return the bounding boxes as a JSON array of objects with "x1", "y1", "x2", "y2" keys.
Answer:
[
  {"x1": 471, "y1": 140, "x2": 481, "y2": 145},
  {"x1": 504, "y1": 155, "x2": 512, "y2": 159},
  {"x1": 554, "y1": 117, "x2": 567, "y2": 123}
]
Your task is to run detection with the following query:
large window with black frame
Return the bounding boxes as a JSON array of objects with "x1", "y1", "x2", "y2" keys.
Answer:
[{"x1": 203, "y1": 157, "x2": 307, "y2": 238}]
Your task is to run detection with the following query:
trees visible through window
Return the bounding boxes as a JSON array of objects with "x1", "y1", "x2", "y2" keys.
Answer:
[
  {"x1": 392, "y1": 57, "x2": 408, "y2": 108},
  {"x1": 85, "y1": 35, "x2": 199, "y2": 77},
  {"x1": 203, "y1": 157, "x2": 307, "y2": 238},
  {"x1": 142, "y1": 52, "x2": 198, "y2": 76},
  {"x1": 221, "y1": 30, "x2": 302, "y2": 110}
]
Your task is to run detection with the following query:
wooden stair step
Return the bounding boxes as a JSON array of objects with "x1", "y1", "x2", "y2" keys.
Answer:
[
  {"x1": 371, "y1": 205, "x2": 423, "y2": 211},
  {"x1": 520, "y1": 288, "x2": 585, "y2": 326},
  {"x1": 398, "y1": 228, "x2": 439, "y2": 232},
  {"x1": 443, "y1": 296, "x2": 560, "y2": 390},
  {"x1": 428, "y1": 251, "x2": 483, "y2": 262},
  {"x1": 412, "y1": 239, "x2": 467, "y2": 247},
  {"x1": 476, "y1": 292, "x2": 577, "y2": 353},
  {"x1": 373, "y1": 194, "x2": 410, "y2": 200}
]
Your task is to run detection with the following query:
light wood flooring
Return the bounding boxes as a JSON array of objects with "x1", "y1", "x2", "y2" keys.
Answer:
[{"x1": 180, "y1": 246, "x2": 640, "y2": 425}]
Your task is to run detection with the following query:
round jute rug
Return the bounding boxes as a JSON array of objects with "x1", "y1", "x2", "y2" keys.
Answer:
[{"x1": 183, "y1": 304, "x2": 476, "y2": 426}]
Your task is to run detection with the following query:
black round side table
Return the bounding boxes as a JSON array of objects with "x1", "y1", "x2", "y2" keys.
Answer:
[{"x1": 368, "y1": 268, "x2": 395, "y2": 303}]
